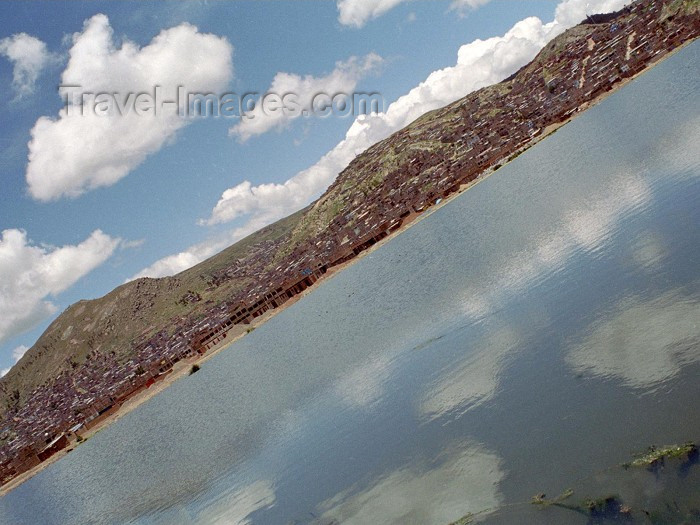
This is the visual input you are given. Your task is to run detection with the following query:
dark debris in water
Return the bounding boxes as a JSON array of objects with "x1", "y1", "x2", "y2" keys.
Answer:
[
  {"x1": 526, "y1": 441, "x2": 700, "y2": 524},
  {"x1": 583, "y1": 495, "x2": 632, "y2": 520}
]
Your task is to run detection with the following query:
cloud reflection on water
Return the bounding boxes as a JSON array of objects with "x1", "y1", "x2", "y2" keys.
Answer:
[
  {"x1": 195, "y1": 479, "x2": 276, "y2": 525},
  {"x1": 335, "y1": 354, "x2": 393, "y2": 409},
  {"x1": 460, "y1": 174, "x2": 653, "y2": 322},
  {"x1": 566, "y1": 289, "x2": 700, "y2": 389},
  {"x1": 317, "y1": 441, "x2": 504, "y2": 525},
  {"x1": 419, "y1": 326, "x2": 519, "y2": 422}
]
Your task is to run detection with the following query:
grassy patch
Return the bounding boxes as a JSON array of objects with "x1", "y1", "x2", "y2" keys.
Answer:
[
  {"x1": 623, "y1": 442, "x2": 697, "y2": 469},
  {"x1": 531, "y1": 488, "x2": 574, "y2": 507}
]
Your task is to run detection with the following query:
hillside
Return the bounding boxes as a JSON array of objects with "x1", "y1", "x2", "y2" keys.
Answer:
[
  {"x1": 0, "y1": 207, "x2": 307, "y2": 410},
  {"x1": 0, "y1": 0, "x2": 698, "y2": 475}
]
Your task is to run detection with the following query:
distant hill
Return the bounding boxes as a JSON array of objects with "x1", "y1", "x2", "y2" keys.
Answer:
[
  {"x1": 1, "y1": 0, "x2": 697, "y2": 419},
  {"x1": 0, "y1": 208, "x2": 307, "y2": 410}
]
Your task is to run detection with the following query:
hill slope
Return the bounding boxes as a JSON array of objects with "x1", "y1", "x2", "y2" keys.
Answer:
[
  {"x1": 0, "y1": 207, "x2": 307, "y2": 409},
  {"x1": 0, "y1": 0, "x2": 697, "y2": 452}
]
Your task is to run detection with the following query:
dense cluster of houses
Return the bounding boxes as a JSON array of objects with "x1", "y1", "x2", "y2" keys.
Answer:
[{"x1": 0, "y1": 0, "x2": 696, "y2": 487}]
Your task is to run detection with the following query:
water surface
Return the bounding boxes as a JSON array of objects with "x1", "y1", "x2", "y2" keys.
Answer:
[{"x1": 1, "y1": 42, "x2": 698, "y2": 525}]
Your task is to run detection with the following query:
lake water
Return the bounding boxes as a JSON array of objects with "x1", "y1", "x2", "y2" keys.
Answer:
[{"x1": 1, "y1": 42, "x2": 699, "y2": 525}]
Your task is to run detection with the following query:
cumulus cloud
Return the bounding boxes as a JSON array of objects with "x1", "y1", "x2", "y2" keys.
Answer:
[
  {"x1": 0, "y1": 33, "x2": 52, "y2": 98},
  {"x1": 25, "y1": 14, "x2": 233, "y2": 201},
  {"x1": 0, "y1": 228, "x2": 120, "y2": 345},
  {"x1": 229, "y1": 53, "x2": 383, "y2": 142}
]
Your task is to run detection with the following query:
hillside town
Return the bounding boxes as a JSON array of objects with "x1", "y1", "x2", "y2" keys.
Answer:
[{"x1": 1, "y1": 0, "x2": 698, "y2": 487}]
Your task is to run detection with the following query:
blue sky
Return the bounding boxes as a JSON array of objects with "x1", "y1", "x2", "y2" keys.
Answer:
[{"x1": 0, "y1": 0, "x2": 628, "y2": 374}]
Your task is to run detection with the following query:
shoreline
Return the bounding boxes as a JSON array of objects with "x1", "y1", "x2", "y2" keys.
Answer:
[{"x1": 1, "y1": 36, "x2": 694, "y2": 498}]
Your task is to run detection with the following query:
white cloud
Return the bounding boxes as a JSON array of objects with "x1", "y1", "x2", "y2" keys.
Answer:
[
  {"x1": 119, "y1": 238, "x2": 146, "y2": 250},
  {"x1": 554, "y1": 0, "x2": 633, "y2": 27},
  {"x1": 2, "y1": 344, "x2": 30, "y2": 377},
  {"x1": 337, "y1": 0, "x2": 493, "y2": 27},
  {"x1": 130, "y1": 249, "x2": 208, "y2": 280},
  {"x1": 450, "y1": 0, "x2": 493, "y2": 13},
  {"x1": 339, "y1": 0, "x2": 623, "y2": 27},
  {"x1": 141, "y1": 0, "x2": 631, "y2": 279},
  {"x1": 0, "y1": 33, "x2": 52, "y2": 98},
  {"x1": 127, "y1": 209, "x2": 285, "y2": 280},
  {"x1": 229, "y1": 53, "x2": 383, "y2": 142},
  {"x1": 0, "y1": 228, "x2": 120, "y2": 345},
  {"x1": 337, "y1": 0, "x2": 409, "y2": 28},
  {"x1": 129, "y1": 233, "x2": 226, "y2": 280},
  {"x1": 25, "y1": 14, "x2": 233, "y2": 201},
  {"x1": 11, "y1": 344, "x2": 29, "y2": 363}
]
